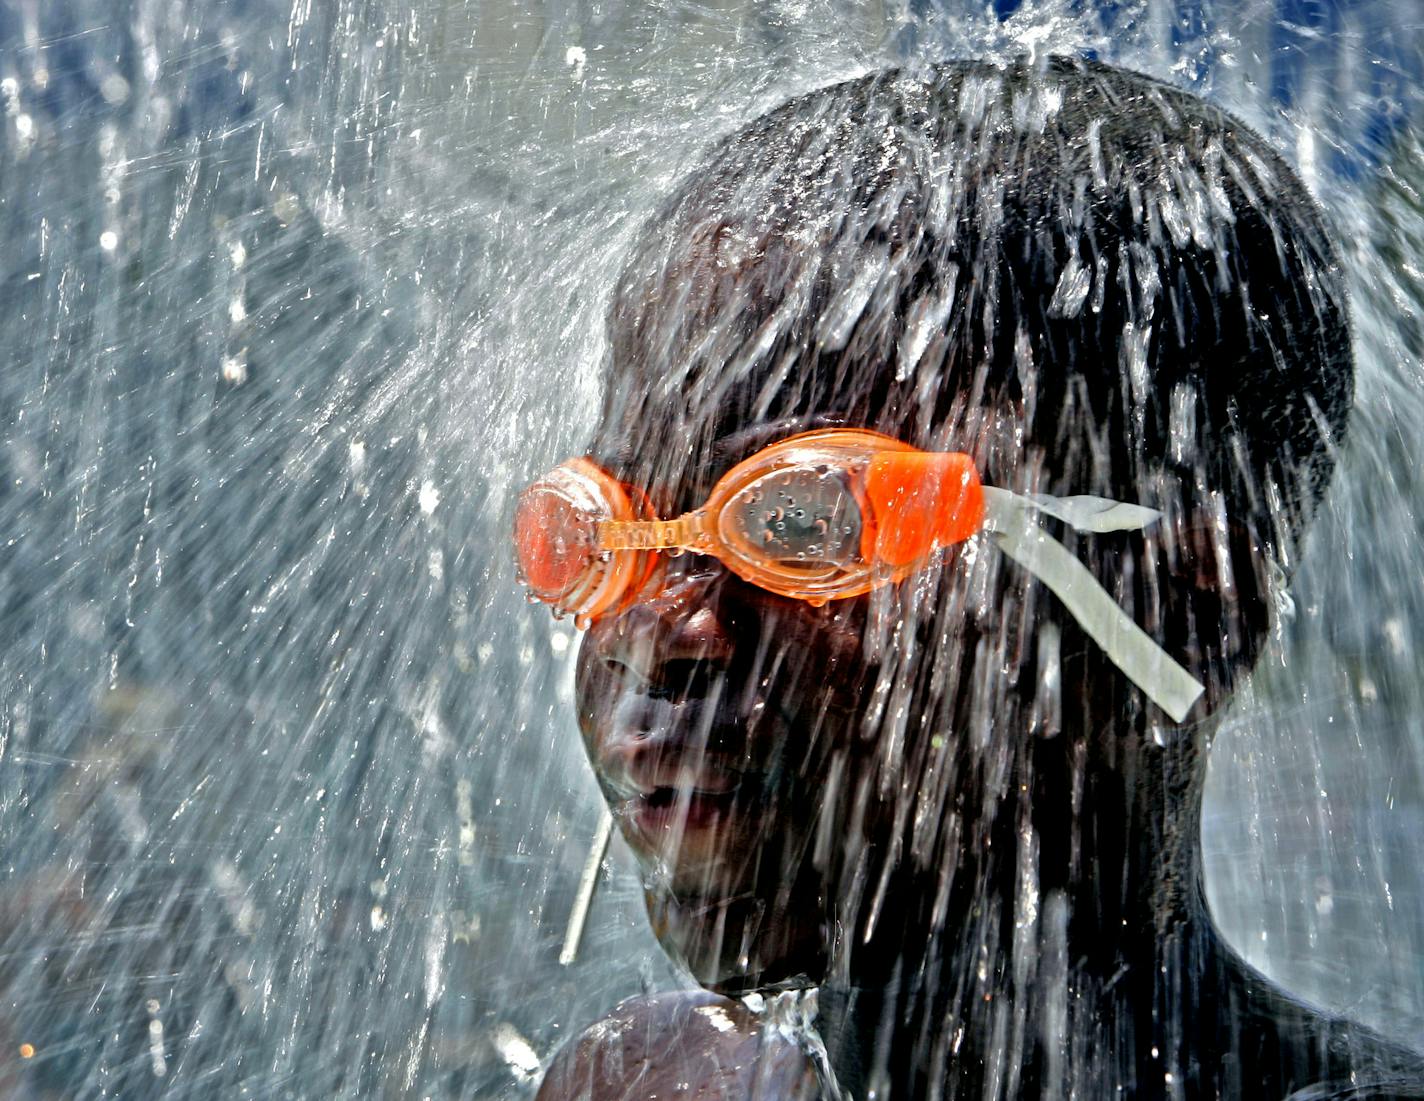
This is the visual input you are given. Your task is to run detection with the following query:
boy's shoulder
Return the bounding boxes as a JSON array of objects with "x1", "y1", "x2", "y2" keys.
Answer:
[
  {"x1": 1222, "y1": 949, "x2": 1424, "y2": 1100},
  {"x1": 536, "y1": 989, "x2": 819, "y2": 1101}
]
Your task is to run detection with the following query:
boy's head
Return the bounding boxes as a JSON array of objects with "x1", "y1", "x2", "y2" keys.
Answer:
[{"x1": 569, "y1": 57, "x2": 1351, "y2": 990}]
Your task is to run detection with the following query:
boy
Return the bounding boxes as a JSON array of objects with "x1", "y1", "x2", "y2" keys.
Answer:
[{"x1": 527, "y1": 57, "x2": 1424, "y2": 1099}]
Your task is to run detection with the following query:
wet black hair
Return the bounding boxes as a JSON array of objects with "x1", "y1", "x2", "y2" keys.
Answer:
[{"x1": 607, "y1": 56, "x2": 1352, "y2": 566}]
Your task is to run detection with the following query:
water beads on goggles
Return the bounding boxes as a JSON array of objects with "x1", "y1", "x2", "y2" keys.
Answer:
[{"x1": 513, "y1": 428, "x2": 1205, "y2": 722}]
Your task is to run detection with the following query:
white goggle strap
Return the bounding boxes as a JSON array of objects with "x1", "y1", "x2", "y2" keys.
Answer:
[{"x1": 981, "y1": 487, "x2": 1206, "y2": 724}]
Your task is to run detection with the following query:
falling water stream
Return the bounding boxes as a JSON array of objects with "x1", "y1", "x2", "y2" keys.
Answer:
[{"x1": 0, "y1": 0, "x2": 1421, "y2": 1097}]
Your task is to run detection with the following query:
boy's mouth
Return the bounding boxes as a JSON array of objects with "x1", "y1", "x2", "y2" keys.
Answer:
[
  {"x1": 589, "y1": 689, "x2": 799, "y2": 858},
  {"x1": 633, "y1": 783, "x2": 742, "y2": 833}
]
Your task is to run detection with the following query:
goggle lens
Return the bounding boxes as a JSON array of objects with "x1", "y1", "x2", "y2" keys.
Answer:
[
  {"x1": 513, "y1": 482, "x2": 599, "y2": 602},
  {"x1": 721, "y1": 466, "x2": 864, "y2": 570},
  {"x1": 513, "y1": 460, "x2": 653, "y2": 621}
]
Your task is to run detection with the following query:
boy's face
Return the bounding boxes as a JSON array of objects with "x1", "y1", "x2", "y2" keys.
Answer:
[
  {"x1": 572, "y1": 404, "x2": 887, "y2": 985},
  {"x1": 575, "y1": 557, "x2": 868, "y2": 896}
]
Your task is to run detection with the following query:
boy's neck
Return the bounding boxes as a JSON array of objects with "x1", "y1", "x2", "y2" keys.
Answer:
[
  {"x1": 818, "y1": 912, "x2": 1224, "y2": 1099},
  {"x1": 820, "y1": 732, "x2": 1217, "y2": 1097}
]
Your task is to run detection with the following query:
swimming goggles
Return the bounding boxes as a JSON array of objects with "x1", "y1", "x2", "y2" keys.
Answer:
[{"x1": 514, "y1": 428, "x2": 1204, "y2": 722}]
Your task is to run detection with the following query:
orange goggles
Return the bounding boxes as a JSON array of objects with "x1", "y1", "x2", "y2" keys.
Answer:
[
  {"x1": 513, "y1": 429, "x2": 985, "y2": 626},
  {"x1": 513, "y1": 427, "x2": 1207, "y2": 723}
]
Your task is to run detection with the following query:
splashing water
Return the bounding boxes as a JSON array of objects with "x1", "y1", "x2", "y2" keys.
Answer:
[{"x1": 0, "y1": 0, "x2": 1420, "y2": 1097}]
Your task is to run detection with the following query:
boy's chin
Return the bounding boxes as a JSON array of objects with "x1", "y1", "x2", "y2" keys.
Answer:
[{"x1": 646, "y1": 887, "x2": 829, "y2": 994}]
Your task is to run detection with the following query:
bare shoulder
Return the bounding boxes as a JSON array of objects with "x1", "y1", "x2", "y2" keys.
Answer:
[{"x1": 537, "y1": 990, "x2": 819, "y2": 1101}]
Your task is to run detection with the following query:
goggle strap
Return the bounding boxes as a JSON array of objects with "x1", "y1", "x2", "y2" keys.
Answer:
[
  {"x1": 984, "y1": 489, "x2": 1205, "y2": 722},
  {"x1": 1010, "y1": 492, "x2": 1164, "y2": 533},
  {"x1": 597, "y1": 512, "x2": 708, "y2": 553}
]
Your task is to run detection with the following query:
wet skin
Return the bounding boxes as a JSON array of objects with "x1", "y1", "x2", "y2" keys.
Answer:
[
  {"x1": 534, "y1": 990, "x2": 817, "y2": 1101},
  {"x1": 574, "y1": 539, "x2": 875, "y2": 986},
  {"x1": 569, "y1": 408, "x2": 901, "y2": 985},
  {"x1": 577, "y1": 564, "x2": 856, "y2": 889}
]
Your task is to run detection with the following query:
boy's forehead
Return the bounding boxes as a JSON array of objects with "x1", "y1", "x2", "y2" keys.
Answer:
[
  {"x1": 591, "y1": 342, "x2": 1034, "y2": 498},
  {"x1": 590, "y1": 381, "x2": 819, "y2": 501},
  {"x1": 595, "y1": 352, "x2": 776, "y2": 459}
]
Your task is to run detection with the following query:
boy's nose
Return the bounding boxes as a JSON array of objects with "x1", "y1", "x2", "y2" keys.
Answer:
[{"x1": 586, "y1": 559, "x2": 738, "y2": 694}]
